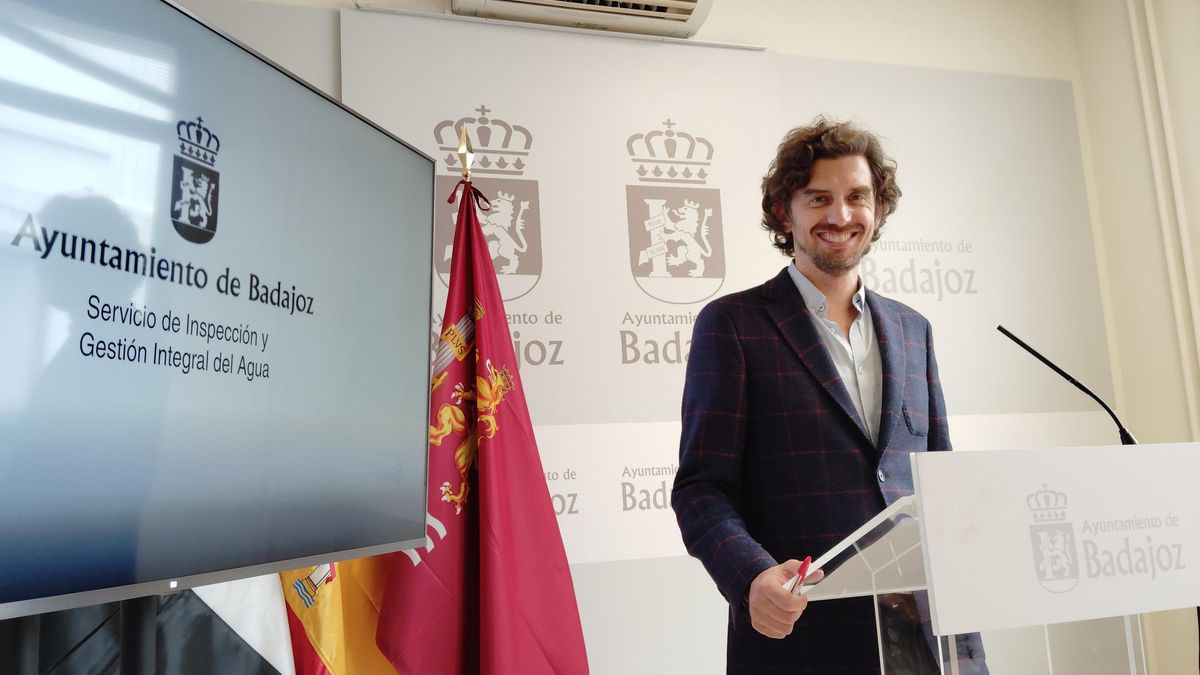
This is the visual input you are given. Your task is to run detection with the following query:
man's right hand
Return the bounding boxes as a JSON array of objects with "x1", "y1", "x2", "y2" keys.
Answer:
[{"x1": 747, "y1": 559, "x2": 822, "y2": 639}]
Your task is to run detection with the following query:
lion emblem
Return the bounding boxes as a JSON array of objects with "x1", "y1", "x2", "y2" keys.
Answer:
[
  {"x1": 480, "y1": 191, "x2": 530, "y2": 274},
  {"x1": 428, "y1": 357, "x2": 516, "y2": 514},
  {"x1": 172, "y1": 166, "x2": 215, "y2": 229},
  {"x1": 664, "y1": 199, "x2": 713, "y2": 277}
]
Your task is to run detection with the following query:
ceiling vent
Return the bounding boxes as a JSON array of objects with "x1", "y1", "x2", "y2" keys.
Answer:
[{"x1": 447, "y1": 0, "x2": 712, "y2": 38}]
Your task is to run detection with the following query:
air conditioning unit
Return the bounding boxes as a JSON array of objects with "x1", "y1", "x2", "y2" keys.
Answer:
[{"x1": 449, "y1": 0, "x2": 712, "y2": 39}]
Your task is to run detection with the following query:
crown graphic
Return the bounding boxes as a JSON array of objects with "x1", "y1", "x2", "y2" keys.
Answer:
[
  {"x1": 176, "y1": 116, "x2": 220, "y2": 167},
  {"x1": 1027, "y1": 485, "x2": 1069, "y2": 522},
  {"x1": 434, "y1": 105, "x2": 531, "y2": 176},
  {"x1": 627, "y1": 119, "x2": 713, "y2": 185}
]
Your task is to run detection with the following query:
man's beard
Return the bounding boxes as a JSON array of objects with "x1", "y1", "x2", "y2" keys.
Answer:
[{"x1": 796, "y1": 237, "x2": 873, "y2": 276}]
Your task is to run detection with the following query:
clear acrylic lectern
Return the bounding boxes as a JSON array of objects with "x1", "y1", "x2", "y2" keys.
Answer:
[{"x1": 797, "y1": 496, "x2": 1148, "y2": 675}]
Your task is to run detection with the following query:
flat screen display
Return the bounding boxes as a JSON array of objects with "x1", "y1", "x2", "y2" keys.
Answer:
[{"x1": 0, "y1": 0, "x2": 433, "y2": 617}]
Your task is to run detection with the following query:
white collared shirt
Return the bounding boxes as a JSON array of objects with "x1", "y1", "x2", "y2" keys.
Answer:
[{"x1": 787, "y1": 263, "x2": 884, "y2": 445}]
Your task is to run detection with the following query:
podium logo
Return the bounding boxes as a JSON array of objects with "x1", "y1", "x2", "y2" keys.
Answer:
[
  {"x1": 433, "y1": 105, "x2": 541, "y2": 301},
  {"x1": 1028, "y1": 485, "x2": 1079, "y2": 593},
  {"x1": 625, "y1": 119, "x2": 725, "y2": 304},
  {"x1": 170, "y1": 116, "x2": 220, "y2": 244}
]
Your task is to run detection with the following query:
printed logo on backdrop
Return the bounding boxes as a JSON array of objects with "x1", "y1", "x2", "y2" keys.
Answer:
[
  {"x1": 625, "y1": 119, "x2": 724, "y2": 304},
  {"x1": 433, "y1": 105, "x2": 541, "y2": 301},
  {"x1": 1028, "y1": 485, "x2": 1079, "y2": 593},
  {"x1": 170, "y1": 116, "x2": 220, "y2": 244}
]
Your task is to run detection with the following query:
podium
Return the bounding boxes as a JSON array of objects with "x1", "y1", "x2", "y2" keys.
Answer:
[{"x1": 801, "y1": 442, "x2": 1200, "y2": 675}]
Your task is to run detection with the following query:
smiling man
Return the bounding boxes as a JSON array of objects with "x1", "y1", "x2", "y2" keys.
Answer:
[{"x1": 671, "y1": 118, "x2": 987, "y2": 674}]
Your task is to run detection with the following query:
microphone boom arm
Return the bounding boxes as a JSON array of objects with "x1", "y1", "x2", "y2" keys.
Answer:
[{"x1": 996, "y1": 325, "x2": 1138, "y2": 445}]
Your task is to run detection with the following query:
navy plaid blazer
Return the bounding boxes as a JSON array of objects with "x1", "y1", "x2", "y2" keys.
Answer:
[{"x1": 672, "y1": 266, "x2": 966, "y2": 674}]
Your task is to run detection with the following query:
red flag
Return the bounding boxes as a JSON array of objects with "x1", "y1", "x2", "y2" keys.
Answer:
[{"x1": 375, "y1": 180, "x2": 589, "y2": 674}]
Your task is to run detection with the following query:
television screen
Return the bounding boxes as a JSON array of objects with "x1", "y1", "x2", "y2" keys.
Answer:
[{"x1": 0, "y1": 0, "x2": 433, "y2": 617}]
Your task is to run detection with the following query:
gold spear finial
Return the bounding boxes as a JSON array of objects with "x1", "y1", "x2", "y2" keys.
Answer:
[{"x1": 457, "y1": 125, "x2": 474, "y2": 180}]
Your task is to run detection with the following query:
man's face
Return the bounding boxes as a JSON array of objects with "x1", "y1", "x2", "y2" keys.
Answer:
[{"x1": 781, "y1": 155, "x2": 879, "y2": 277}]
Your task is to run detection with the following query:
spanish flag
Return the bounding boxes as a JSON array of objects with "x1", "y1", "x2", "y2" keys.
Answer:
[{"x1": 280, "y1": 557, "x2": 397, "y2": 675}]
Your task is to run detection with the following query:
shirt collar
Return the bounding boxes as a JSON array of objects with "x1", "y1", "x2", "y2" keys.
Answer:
[{"x1": 787, "y1": 262, "x2": 866, "y2": 318}]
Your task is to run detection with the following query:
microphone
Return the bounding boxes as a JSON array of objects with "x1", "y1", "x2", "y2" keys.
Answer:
[{"x1": 996, "y1": 325, "x2": 1138, "y2": 446}]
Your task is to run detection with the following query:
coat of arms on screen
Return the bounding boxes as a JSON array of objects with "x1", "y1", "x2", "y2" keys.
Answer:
[
  {"x1": 432, "y1": 105, "x2": 541, "y2": 301},
  {"x1": 1028, "y1": 485, "x2": 1079, "y2": 593},
  {"x1": 625, "y1": 119, "x2": 725, "y2": 304},
  {"x1": 291, "y1": 563, "x2": 337, "y2": 608},
  {"x1": 170, "y1": 116, "x2": 220, "y2": 244}
]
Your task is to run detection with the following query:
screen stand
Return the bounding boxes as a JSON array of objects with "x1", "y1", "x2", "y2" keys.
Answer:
[
  {"x1": 10, "y1": 614, "x2": 39, "y2": 675},
  {"x1": 119, "y1": 596, "x2": 156, "y2": 675}
]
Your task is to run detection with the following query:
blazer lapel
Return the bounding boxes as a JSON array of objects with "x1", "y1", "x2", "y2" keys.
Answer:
[
  {"x1": 763, "y1": 267, "x2": 871, "y2": 442},
  {"x1": 868, "y1": 290, "x2": 905, "y2": 453}
]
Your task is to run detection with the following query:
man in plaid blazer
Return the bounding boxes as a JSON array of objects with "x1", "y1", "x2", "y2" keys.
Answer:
[{"x1": 671, "y1": 119, "x2": 987, "y2": 674}]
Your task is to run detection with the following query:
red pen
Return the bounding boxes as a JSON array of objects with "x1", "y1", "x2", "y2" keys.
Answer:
[{"x1": 790, "y1": 556, "x2": 812, "y2": 596}]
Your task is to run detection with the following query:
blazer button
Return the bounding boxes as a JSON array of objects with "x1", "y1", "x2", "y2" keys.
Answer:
[{"x1": 876, "y1": 469, "x2": 886, "y2": 484}]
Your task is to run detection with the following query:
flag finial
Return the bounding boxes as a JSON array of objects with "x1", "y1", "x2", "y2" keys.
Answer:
[{"x1": 457, "y1": 125, "x2": 474, "y2": 180}]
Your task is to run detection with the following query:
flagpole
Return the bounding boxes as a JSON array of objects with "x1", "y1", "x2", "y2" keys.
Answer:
[
  {"x1": 376, "y1": 118, "x2": 589, "y2": 675},
  {"x1": 458, "y1": 125, "x2": 474, "y2": 181}
]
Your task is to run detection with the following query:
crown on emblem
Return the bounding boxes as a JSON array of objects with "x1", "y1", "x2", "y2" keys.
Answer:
[
  {"x1": 494, "y1": 191, "x2": 515, "y2": 204},
  {"x1": 626, "y1": 119, "x2": 713, "y2": 185},
  {"x1": 176, "y1": 116, "x2": 220, "y2": 167},
  {"x1": 1027, "y1": 485, "x2": 1069, "y2": 522},
  {"x1": 434, "y1": 105, "x2": 531, "y2": 176}
]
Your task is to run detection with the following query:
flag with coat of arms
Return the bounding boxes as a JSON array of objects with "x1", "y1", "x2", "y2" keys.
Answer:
[{"x1": 280, "y1": 177, "x2": 589, "y2": 675}]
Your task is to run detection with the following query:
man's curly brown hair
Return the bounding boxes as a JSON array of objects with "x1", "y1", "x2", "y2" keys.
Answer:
[{"x1": 761, "y1": 117, "x2": 901, "y2": 256}]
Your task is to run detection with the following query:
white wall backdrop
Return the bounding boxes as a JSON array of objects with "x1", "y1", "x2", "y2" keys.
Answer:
[{"x1": 338, "y1": 4, "x2": 1118, "y2": 554}]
